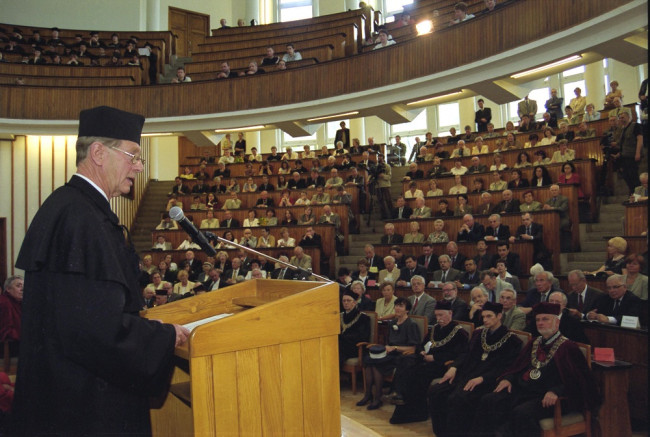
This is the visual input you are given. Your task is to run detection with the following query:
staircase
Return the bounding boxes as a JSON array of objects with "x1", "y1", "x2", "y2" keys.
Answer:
[
  {"x1": 565, "y1": 171, "x2": 630, "y2": 273},
  {"x1": 131, "y1": 181, "x2": 173, "y2": 253},
  {"x1": 161, "y1": 57, "x2": 193, "y2": 83},
  {"x1": 337, "y1": 164, "x2": 409, "y2": 273}
]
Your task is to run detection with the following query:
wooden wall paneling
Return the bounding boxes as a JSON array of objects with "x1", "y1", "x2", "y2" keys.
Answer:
[
  {"x1": 300, "y1": 338, "x2": 325, "y2": 434},
  {"x1": 320, "y1": 335, "x2": 343, "y2": 437},
  {"x1": 624, "y1": 201, "x2": 648, "y2": 236},
  {"x1": 235, "y1": 348, "x2": 263, "y2": 435},
  {"x1": 280, "y1": 341, "x2": 305, "y2": 435},
  {"x1": 258, "y1": 344, "x2": 284, "y2": 435},
  {"x1": 0, "y1": 0, "x2": 633, "y2": 120},
  {"x1": 206, "y1": 353, "x2": 238, "y2": 435},
  {"x1": 150, "y1": 365, "x2": 193, "y2": 437}
]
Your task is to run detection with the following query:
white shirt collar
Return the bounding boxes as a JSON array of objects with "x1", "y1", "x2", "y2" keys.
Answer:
[{"x1": 74, "y1": 173, "x2": 109, "y2": 202}]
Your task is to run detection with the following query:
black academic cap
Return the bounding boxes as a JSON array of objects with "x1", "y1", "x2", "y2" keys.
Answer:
[
  {"x1": 90, "y1": 31, "x2": 99, "y2": 36},
  {"x1": 482, "y1": 301, "x2": 503, "y2": 315},
  {"x1": 33, "y1": 46, "x2": 42, "y2": 52},
  {"x1": 435, "y1": 300, "x2": 452, "y2": 311},
  {"x1": 32, "y1": 29, "x2": 41, "y2": 34},
  {"x1": 155, "y1": 289, "x2": 167, "y2": 296},
  {"x1": 78, "y1": 106, "x2": 145, "y2": 145},
  {"x1": 51, "y1": 27, "x2": 60, "y2": 32},
  {"x1": 13, "y1": 27, "x2": 22, "y2": 34},
  {"x1": 144, "y1": 41, "x2": 154, "y2": 49},
  {"x1": 130, "y1": 35, "x2": 138, "y2": 40}
]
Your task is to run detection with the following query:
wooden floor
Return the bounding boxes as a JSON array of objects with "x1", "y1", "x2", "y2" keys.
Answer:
[{"x1": 340, "y1": 387, "x2": 432, "y2": 437}]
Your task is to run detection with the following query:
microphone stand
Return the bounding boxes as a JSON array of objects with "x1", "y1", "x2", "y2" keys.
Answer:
[{"x1": 206, "y1": 232, "x2": 332, "y2": 283}]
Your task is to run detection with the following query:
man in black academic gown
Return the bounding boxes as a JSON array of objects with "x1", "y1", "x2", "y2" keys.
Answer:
[
  {"x1": 11, "y1": 106, "x2": 190, "y2": 436},
  {"x1": 428, "y1": 302, "x2": 522, "y2": 437},
  {"x1": 479, "y1": 303, "x2": 600, "y2": 437}
]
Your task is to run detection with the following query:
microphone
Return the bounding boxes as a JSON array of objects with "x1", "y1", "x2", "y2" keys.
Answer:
[{"x1": 169, "y1": 206, "x2": 217, "y2": 256}]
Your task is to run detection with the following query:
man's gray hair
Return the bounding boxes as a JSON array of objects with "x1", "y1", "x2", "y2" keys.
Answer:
[
  {"x1": 3, "y1": 275, "x2": 23, "y2": 292},
  {"x1": 438, "y1": 254, "x2": 451, "y2": 263},
  {"x1": 500, "y1": 287, "x2": 517, "y2": 300},
  {"x1": 383, "y1": 255, "x2": 395, "y2": 263},
  {"x1": 76, "y1": 136, "x2": 122, "y2": 165},
  {"x1": 567, "y1": 269, "x2": 585, "y2": 280},
  {"x1": 411, "y1": 275, "x2": 425, "y2": 285},
  {"x1": 549, "y1": 291, "x2": 567, "y2": 305},
  {"x1": 606, "y1": 274, "x2": 625, "y2": 285},
  {"x1": 535, "y1": 271, "x2": 554, "y2": 282}
]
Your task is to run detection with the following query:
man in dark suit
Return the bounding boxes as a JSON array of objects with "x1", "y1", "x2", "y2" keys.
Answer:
[
  {"x1": 508, "y1": 212, "x2": 552, "y2": 270},
  {"x1": 223, "y1": 257, "x2": 248, "y2": 286},
  {"x1": 299, "y1": 226, "x2": 323, "y2": 248},
  {"x1": 457, "y1": 214, "x2": 485, "y2": 242},
  {"x1": 446, "y1": 241, "x2": 467, "y2": 272},
  {"x1": 180, "y1": 250, "x2": 203, "y2": 281},
  {"x1": 396, "y1": 255, "x2": 428, "y2": 287},
  {"x1": 474, "y1": 98, "x2": 492, "y2": 132},
  {"x1": 254, "y1": 191, "x2": 275, "y2": 208},
  {"x1": 441, "y1": 282, "x2": 469, "y2": 321},
  {"x1": 257, "y1": 175, "x2": 275, "y2": 192},
  {"x1": 271, "y1": 256, "x2": 297, "y2": 280},
  {"x1": 380, "y1": 222, "x2": 404, "y2": 245},
  {"x1": 418, "y1": 243, "x2": 440, "y2": 274},
  {"x1": 520, "y1": 271, "x2": 563, "y2": 316},
  {"x1": 524, "y1": 292, "x2": 589, "y2": 344},
  {"x1": 491, "y1": 190, "x2": 520, "y2": 215},
  {"x1": 490, "y1": 242, "x2": 521, "y2": 276},
  {"x1": 587, "y1": 274, "x2": 644, "y2": 326},
  {"x1": 191, "y1": 181, "x2": 209, "y2": 194},
  {"x1": 205, "y1": 268, "x2": 225, "y2": 291},
  {"x1": 306, "y1": 169, "x2": 325, "y2": 188},
  {"x1": 171, "y1": 177, "x2": 190, "y2": 195},
  {"x1": 391, "y1": 196, "x2": 413, "y2": 220},
  {"x1": 467, "y1": 156, "x2": 488, "y2": 174},
  {"x1": 431, "y1": 255, "x2": 461, "y2": 285},
  {"x1": 457, "y1": 258, "x2": 481, "y2": 289},
  {"x1": 473, "y1": 240, "x2": 492, "y2": 272},
  {"x1": 484, "y1": 214, "x2": 511, "y2": 241},
  {"x1": 427, "y1": 157, "x2": 447, "y2": 178},
  {"x1": 221, "y1": 210, "x2": 240, "y2": 228},
  {"x1": 565, "y1": 270, "x2": 604, "y2": 317},
  {"x1": 334, "y1": 121, "x2": 351, "y2": 149},
  {"x1": 363, "y1": 244, "x2": 385, "y2": 273}
]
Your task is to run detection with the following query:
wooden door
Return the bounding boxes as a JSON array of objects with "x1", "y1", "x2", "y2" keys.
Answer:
[{"x1": 169, "y1": 7, "x2": 209, "y2": 57}]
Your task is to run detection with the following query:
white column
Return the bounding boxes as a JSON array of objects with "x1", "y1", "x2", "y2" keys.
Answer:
[
  {"x1": 146, "y1": 0, "x2": 161, "y2": 31},
  {"x1": 246, "y1": 131, "x2": 262, "y2": 153},
  {"x1": 584, "y1": 60, "x2": 605, "y2": 111},
  {"x1": 349, "y1": 118, "x2": 365, "y2": 145},
  {"x1": 246, "y1": 0, "x2": 260, "y2": 25},
  {"x1": 608, "y1": 59, "x2": 640, "y2": 105},
  {"x1": 364, "y1": 116, "x2": 387, "y2": 144}
]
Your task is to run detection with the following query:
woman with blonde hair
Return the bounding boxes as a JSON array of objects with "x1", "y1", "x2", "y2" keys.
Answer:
[
  {"x1": 427, "y1": 219, "x2": 449, "y2": 243},
  {"x1": 173, "y1": 270, "x2": 196, "y2": 296},
  {"x1": 374, "y1": 282, "x2": 398, "y2": 321},
  {"x1": 585, "y1": 237, "x2": 627, "y2": 278},
  {"x1": 404, "y1": 221, "x2": 425, "y2": 243}
]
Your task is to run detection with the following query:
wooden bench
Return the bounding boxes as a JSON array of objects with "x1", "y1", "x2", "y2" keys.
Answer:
[
  {"x1": 624, "y1": 201, "x2": 648, "y2": 236},
  {"x1": 189, "y1": 58, "x2": 318, "y2": 81},
  {"x1": 0, "y1": 73, "x2": 135, "y2": 87},
  {"x1": 0, "y1": 62, "x2": 144, "y2": 85},
  {"x1": 152, "y1": 224, "x2": 336, "y2": 277},
  {"x1": 140, "y1": 247, "x2": 322, "y2": 275},
  {"x1": 384, "y1": 210, "x2": 562, "y2": 271}
]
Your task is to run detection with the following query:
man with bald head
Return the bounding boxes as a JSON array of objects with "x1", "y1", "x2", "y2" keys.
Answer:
[
  {"x1": 493, "y1": 189, "x2": 520, "y2": 214},
  {"x1": 565, "y1": 269, "x2": 603, "y2": 318},
  {"x1": 457, "y1": 214, "x2": 485, "y2": 242},
  {"x1": 587, "y1": 274, "x2": 643, "y2": 326}
]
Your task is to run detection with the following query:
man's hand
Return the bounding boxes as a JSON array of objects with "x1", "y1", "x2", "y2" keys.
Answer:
[
  {"x1": 463, "y1": 376, "x2": 484, "y2": 391},
  {"x1": 421, "y1": 352, "x2": 434, "y2": 363},
  {"x1": 439, "y1": 367, "x2": 457, "y2": 384},
  {"x1": 494, "y1": 379, "x2": 512, "y2": 393},
  {"x1": 542, "y1": 391, "x2": 559, "y2": 407},
  {"x1": 173, "y1": 324, "x2": 191, "y2": 347}
]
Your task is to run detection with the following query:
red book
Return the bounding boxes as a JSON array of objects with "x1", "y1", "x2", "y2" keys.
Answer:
[{"x1": 594, "y1": 347, "x2": 615, "y2": 363}]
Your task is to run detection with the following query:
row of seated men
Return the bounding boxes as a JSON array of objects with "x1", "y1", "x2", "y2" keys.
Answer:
[
  {"x1": 338, "y1": 270, "x2": 642, "y2": 433},
  {"x1": 139, "y1": 245, "x2": 317, "y2": 308},
  {"x1": 342, "y1": 238, "x2": 536, "y2": 294}
]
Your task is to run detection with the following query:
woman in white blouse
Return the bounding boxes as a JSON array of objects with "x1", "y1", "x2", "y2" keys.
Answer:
[
  {"x1": 374, "y1": 282, "x2": 397, "y2": 321},
  {"x1": 450, "y1": 159, "x2": 468, "y2": 175},
  {"x1": 276, "y1": 227, "x2": 296, "y2": 247},
  {"x1": 539, "y1": 127, "x2": 556, "y2": 146},
  {"x1": 404, "y1": 181, "x2": 424, "y2": 199},
  {"x1": 426, "y1": 179, "x2": 443, "y2": 197},
  {"x1": 243, "y1": 209, "x2": 259, "y2": 227},
  {"x1": 490, "y1": 154, "x2": 508, "y2": 171},
  {"x1": 448, "y1": 175, "x2": 468, "y2": 195}
]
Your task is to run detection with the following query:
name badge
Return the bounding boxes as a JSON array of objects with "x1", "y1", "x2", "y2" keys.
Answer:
[{"x1": 621, "y1": 316, "x2": 640, "y2": 329}]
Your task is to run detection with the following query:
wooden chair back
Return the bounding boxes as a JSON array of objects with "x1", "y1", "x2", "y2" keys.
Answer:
[
  {"x1": 362, "y1": 311, "x2": 379, "y2": 344},
  {"x1": 510, "y1": 329, "x2": 532, "y2": 351},
  {"x1": 455, "y1": 320, "x2": 475, "y2": 337},
  {"x1": 409, "y1": 315, "x2": 429, "y2": 342}
]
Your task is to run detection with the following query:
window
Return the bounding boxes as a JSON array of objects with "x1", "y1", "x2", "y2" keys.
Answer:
[
  {"x1": 563, "y1": 80, "x2": 586, "y2": 104},
  {"x1": 391, "y1": 109, "x2": 427, "y2": 134},
  {"x1": 282, "y1": 130, "x2": 317, "y2": 145},
  {"x1": 437, "y1": 102, "x2": 459, "y2": 135},
  {"x1": 384, "y1": 0, "x2": 414, "y2": 15},
  {"x1": 279, "y1": 0, "x2": 312, "y2": 22},
  {"x1": 562, "y1": 66, "x2": 585, "y2": 77},
  {"x1": 507, "y1": 87, "x2": 549, "y2": 121},
  {"x1": 326, "y1": 119, "x2": 349, "y2": 141}
]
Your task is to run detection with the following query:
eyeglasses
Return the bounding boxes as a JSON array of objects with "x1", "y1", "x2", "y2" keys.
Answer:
[
  {"x1": 606, "y1": 284, "x2": 624, "y2": 290},
  {"x1": 110, "y1": 146, "x2": 145, "y2": 166}
]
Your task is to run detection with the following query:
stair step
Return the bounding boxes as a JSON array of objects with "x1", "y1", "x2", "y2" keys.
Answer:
[
  {"x1": 565, "y1": 261, "x2": 603, "y2": 271},
  {"x1": 584, "y1": 223, "x2": 624, "y2": 233},
  {"x1": 567, "y1": 252, "x2": 604, "y2": 262}
]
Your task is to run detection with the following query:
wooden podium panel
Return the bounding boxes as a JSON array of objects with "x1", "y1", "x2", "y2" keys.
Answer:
[{"x1": 142, "y1": 279, "x2": 341, "y2": 436}]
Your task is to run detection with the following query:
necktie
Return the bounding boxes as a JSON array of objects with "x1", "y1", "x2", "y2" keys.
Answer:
[
  {"x1": 526, "y1": 225, "x2": 531, "y2": 235},
  {"x1": 413, "y1": 297, "x2": 419, "y2": 311},
  {"x1": 441, "y1": 271, "x2": 447, "y2": 282},
  {"x1": 613, "y1": 299, "x2": 620, "y2": 314},
  {"x1": 399, "y1": 207, "x2": 403, "y2": 218},
  {"x1": 232, "y1": 270, "x2": 237, "y2": 280},
  {"x1": 578, "y1": 293, "x2": 584, "y2": 312},
  {"x1": 280, "y1": 269, "x2": 285, "y2": 279},
  {"x1": 490, "y1": 290, "x2": 495, "y2": 302},
  {"x1": 424, "y1": 256, "x2": 429, "y2": 269},
  {"x1": 541, "y1": 293, "x2": 547, "y2": 302}
]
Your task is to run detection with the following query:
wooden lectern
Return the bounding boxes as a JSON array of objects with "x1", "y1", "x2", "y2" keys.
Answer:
[{"x1": 142, "y1": 279, "x2": 341, "y2": 436}]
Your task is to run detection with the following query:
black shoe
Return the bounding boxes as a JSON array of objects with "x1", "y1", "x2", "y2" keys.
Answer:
[
  {"x1": 367, "y1": 400, "x2": 383, "y2": 410},
  {"x1": 356, "y1": 395, "x2": 372, "y2": 406}
]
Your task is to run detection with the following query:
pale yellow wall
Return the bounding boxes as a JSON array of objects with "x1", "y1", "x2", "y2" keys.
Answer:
[
  {"x1": 150, "y1": 136, "x2": 179, "y2": 181},
  {"x1": 1, "y1": 136, "x2": 150, "y2": 276}
]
